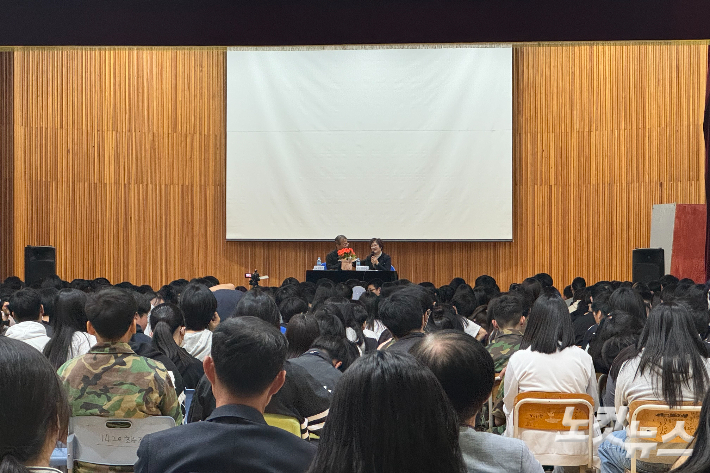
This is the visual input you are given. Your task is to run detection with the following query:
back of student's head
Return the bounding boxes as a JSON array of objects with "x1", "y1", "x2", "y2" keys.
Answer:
[
  {"x1": 279, "y1": 296, "x2": 308, "y2": 325},
  {"x1": 306, "y1": 351, "x2": 463, "y2": 473},
  {"x1": 520, "y1": 290, "x2": 574, "y2": 354},
  {"x1": 286, "y1": 313, "x2": 320, "y2": 358},
  {"x1": 0, "y1": 336, "x2": 70, "y2": 473},
  {"x1": 608, "y1": 286, "x2": 646, "y2": 324},
  {"x1": 534, "y1": 272, "x2": 554, "y2": 288},
  {"x1": 211, "y1": 317, "x2": 287, "y2": 397},
  {"x1": 334, "y1": 283, "x2": 353, "y2": 300},
  {"x1": 633, "y1": 302, "x2": 709, "y2": 407},
  {"x1": 275, "y1": 283, "x2": 301, "y2": 307},
  {"x1": 428, "y1": 303, "x2": 464, "y2": 332},
  {"x1": 38, "y1": 287, "x2": 59, "y2": 321},
  {"x1": 487, "y1": 293, "x2": 524, "y2": 329},
  {"x1": 310, "y1": 335, "x2": 354, "y2": 371},
  {"x1": 520, "y1": 277, "x2": 543, "y2": 306},
  {"x1": 312, "y1": 308, "x2": 346, "y2": 338},
  {"x1": 44, "y1": 289, "x2": 89, "y2": 369},
  {"x1": 234, "y1": 289, "x2": 281, "y2": 328},
  {"x1": 85, "y1": 288, "x2": 137, "y2": 341},
  {"x1": 8, "y1": 288, "x2": 42, "y2": 322},
  {"x1": 411, "y1": 330, "x2": 495, "y2": 422},
  {"x1": 150, "y1": 303, "x2": 192, "y2": 366},
  {"x1": 378, "y1": 286, "x2": 426, "y2": 338},
  {"x1": 677, "y1": 284, "x2": 710, "y2": 338},
  {"x1": 179, "y1": 283, "x2": 218, "y2": 331},
  {"x1": 437, "y1": 285, "x2": 455, "y2": 303}
]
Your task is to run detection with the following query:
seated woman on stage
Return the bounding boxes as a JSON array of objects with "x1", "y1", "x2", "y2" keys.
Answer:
[{"x1": 363, "y1": 238, "x2": 392, "y2": 271}]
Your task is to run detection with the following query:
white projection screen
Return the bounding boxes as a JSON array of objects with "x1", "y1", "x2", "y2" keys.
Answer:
[{"x1": 226, "y1": 46, "x2": 512, "y2": 240}]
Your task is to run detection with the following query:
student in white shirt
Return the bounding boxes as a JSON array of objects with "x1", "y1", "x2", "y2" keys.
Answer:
[
  {"x1": 5, "y1": 288, "x2": 50, "y2": 352},
  {"x1": 43, "y1": 289, "x2": 97, "y2": 370},
  {"x1": 503, "y1": 290, "x2": 598, "y2": 467},
  {"x1": 597, "y1": 302, "x2": 710, "y2": 473}
]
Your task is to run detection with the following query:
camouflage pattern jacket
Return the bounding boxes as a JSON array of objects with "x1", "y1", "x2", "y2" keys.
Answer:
[
  {"x1": 58, "y1": 342, "x2": 182, "y2": 473},
  {"x1": 486, "y1": 328, "x2": 524, "y2": 373}
]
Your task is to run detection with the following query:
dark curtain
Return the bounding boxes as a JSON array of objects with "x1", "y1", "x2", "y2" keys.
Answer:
[{"x1": 705, "y1": 45, "x2": 710, "y2": 283}]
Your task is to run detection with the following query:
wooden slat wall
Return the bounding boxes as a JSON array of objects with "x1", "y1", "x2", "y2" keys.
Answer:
[
  {"x1": 5, "y1": 44, "x2": 707, "y2": 289},
  {"x1": 0, "y1": 51, "x2": 13, "y2": 278}
]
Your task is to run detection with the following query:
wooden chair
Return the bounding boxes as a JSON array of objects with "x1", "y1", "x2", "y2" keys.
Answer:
[
  {"x1": 626, "y1": 401, "x2": 701, "y2": 473},
  {"x1": 513, "y1": 392, "x2": 595, "y2": 473}
]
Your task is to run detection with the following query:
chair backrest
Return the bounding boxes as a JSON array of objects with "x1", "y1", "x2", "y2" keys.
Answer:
[
  {"x1": 597, "y1": 374, "x2": 607, "y2": 405},
  {"x1": 627, "y1": 401, "x2": 701, "y2": 469},
  {"x1": 67, "y1": 416, "x2": 175, "y2": 470},
  {"x1": 264, "y1": 413, "x2": 303, "y2": 438},
  {"x1": 512, "y1": 392, "x2": 595, "y2": 469},
  {"x1": 390, "y1": 265, "x2": 395, "y2": 271}
]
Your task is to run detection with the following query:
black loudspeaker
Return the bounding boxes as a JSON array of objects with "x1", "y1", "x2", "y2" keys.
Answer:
[
  {"x1": 24, "y1": 246, "x2": 56, "y2": 287},
  {"x1": 632, "y1": 248, "x2": 665, "y2": 284}
]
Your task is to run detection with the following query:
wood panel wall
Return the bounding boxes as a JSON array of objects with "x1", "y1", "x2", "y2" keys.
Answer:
[
  {"x1": 0, "y1": 51, "x2": 13, "y2": 278},
  {"x1": 2, "y1": 44, "x2": 707, "y2": 289}
]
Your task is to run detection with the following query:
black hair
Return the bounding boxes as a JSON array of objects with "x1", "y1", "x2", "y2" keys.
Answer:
[
  {"x1": 179, "y1": 283, "x2": 218, "y2": 331},
  {"x1": 85, "y1": 288, "x2": 138, "y2": 341},
  {"x1": 625, "y1": 302, "x2": 709, "y2": 408},
  {"x1": 534, "y1": 272, "x2": 554, "y2": 288},
  {"x1": 369, "y1": 237, "x2": 385, "y2": 251},
  {"x1": 428, "y1": 303, "x2": 464, "y2": 332},
  {"x1": 91, "y1": 277, "x2": 112, "y2": 291},
  {"x1": 312, "y1": 308, "x2": 346, "y2": 338},
  {"x1": 334, "y1": 283, "x2": 353, "y2": 300},
  {"x1": 8, "y1": 288, "x2": 42, "y2": 322},
  {"x1": 520, "y1": 291, "x2": 575, "y2": 354},
  {"x1": 608, "y1": 286, "x2": 646, "y2": 325},
  {"x1": 211, "y1": 317, "x2": 287, "y2": 397},
  {"x1": 275, "y1": 283, "x2": 301, "y2": 307},
  {"x1": 0, "y1": 337, "x2": 70, "y2": 473},
  {"x1": 365, "y1": 278, "x2": 384, "y2": 289},
  {"x1": 474, "y1": 274, "x2": 497, "y2": 289},
  {"x1": 438, "y1": 285, "x2": 455, "y2": 303},
  {"x1": 3, "y1": 276, "x2": 24, "y2": 290},
  {"x1": 571, "y1": 277, "x2": 586, "y2": 297},
  {"x1": 285, "y1": 313, "x2": 320, "y2": 359},
  {"x1": 334, "y1": 234, "x2": 347, "y2": 245},
  {"x1": 40, "y1": 275, "x2": 64, "y2": 290},
  {"x1": 234, "y1": 289, "x2": 281, "y2": 328},
  {"x1": 203, "y1": 275, "x2": 220, "y2": 286},
  {"x1": 563, "y1": 285, "x2": 573, "y2": 300},
  {"x1": 412, "y1": 330, "x2": 495, "y2": 422},
  {"x1": 279, "y1": 297, "x2": 309, "y2": 324},
  {"x1": 133, "y1": 291, "x2": 152, "y2": 316},
  {"x1": 150, "y1": 303, "x2": 194, "y2": 368},
  {"x1": 595, "y1": 310, "x2": 646, "y2": 376},
  {"x1": 69, "y1": 278, "x2": 92, "y2": 292},
  {"x1": 487, "y1": 293, "x2": 524, "y2": 328},
  {"x1": 358, "y1": 292, "x2": 380, "y2": 331},
  {"x1": 115, "y1": 281, "x2": 138, "y2": 291},
  {"x1": 378, "y1": 286, "x2": 426, "y2": 338},
  {"x1": 299, "y1": 281, "x2": 317, "y2": 304},
  {"x1": 311, "y1": 284, "x2": 335, "y2": 310},
  {"x1": 521, "y1": 277, "x2": 543, "y2": 305},
  {"x1": 449, "y1": 277, "x2": 466, "y2": 291},
  {"x1": 659, "y1": 274, "x2": 680, "y2": 288},
  {"x1": 305, "y1": 351, "x2": 464, "y2": 473},
  {"x1": 661, "y1": 283, "x2": 678, "y2": 302},
  {"x1": 281, "y1": 277, "x2": 299, "y2": 287},
  {"x1": 43, "y1": 289, "x2": 89, "y2": 369},
  {"x1": 678, "y1": 284, "x2": 710, "y2": 338},
  {"x1": 190, "y1": 277, "x2": 215, "y2": 288},
  {"x1": 451, "y1": 284, "x2": 479, "y2": 318},
  {"x1": 310, "y1": 335, "x2": 352, "y2": 371},
  {"x1": 38, "y1": 287, "x2": 59, "y2": 320}
]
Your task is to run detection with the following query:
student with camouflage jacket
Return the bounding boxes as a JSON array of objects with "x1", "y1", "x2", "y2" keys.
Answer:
[{"x1": 58, "y1": 288, "x2": 182, "y2": 473}]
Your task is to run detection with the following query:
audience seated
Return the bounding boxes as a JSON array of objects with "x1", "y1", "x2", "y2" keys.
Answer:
[
  {"x1": 135, "y1": 317, "x2": 316, "y2": 473},
  {"x1": 0, "y1": 337, "x2": 70, "y2": 473},
  {"x1": 179, "y1": 283, "x2": 220, "y2": 361},
  {"x1": 378, "y1": 286, "x2": 429, "y2": 352},
  {"x1": 598, "y1": 302, "x2": 710, "y2": 473},
  {"x1": 130, "y1": 292, "x2": 152, "y2": 344},
  {"x1": 411, "y1": 330, "x2": 543, "y2": 473},
  {"x1": 669, "y1": 386, "x2": 710, "y2": 473},
  {"x1": 289, "y1": 336, "x2": 346, "y2": 395},
  {"x1": 503, "y1": 291, "x2": 598, "y2": 466},
  {"x1": 43, "y1": 288, "x2": 97, "y2": 370},
  {"x1": 285, "y1": 313, "x2": 320, "y2": 359},
  {"x1": 57, "y1": 287, "x2": 182, "y2": 473},
  {"x1": 149, "y1": 302, "x2": 204, "y2": 389},
  {"x1": 306, "y1": 351, "x2": 465, "y2": 473},
  {"x1": 486, "y1": 293, "x2": 526, "y2": 373},
  {"x1": 188, "y1": 293, "x2": 331, "y2": 438},
  {"x1": 5, "y1": 288, "x2": 50, "y2": 351}
]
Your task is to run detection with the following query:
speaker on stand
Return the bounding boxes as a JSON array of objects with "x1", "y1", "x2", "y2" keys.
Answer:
[
  {"x1": 632, "y1": 248, "x2": 665, "y2": 284},
  {"x1": 24, "y1": 246, "x2": 56, "y2": 287}
]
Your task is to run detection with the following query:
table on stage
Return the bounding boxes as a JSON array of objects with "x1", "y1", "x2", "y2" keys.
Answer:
[{"x1": 305, "y1": 270, "x2": 398, "y2": 284}]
